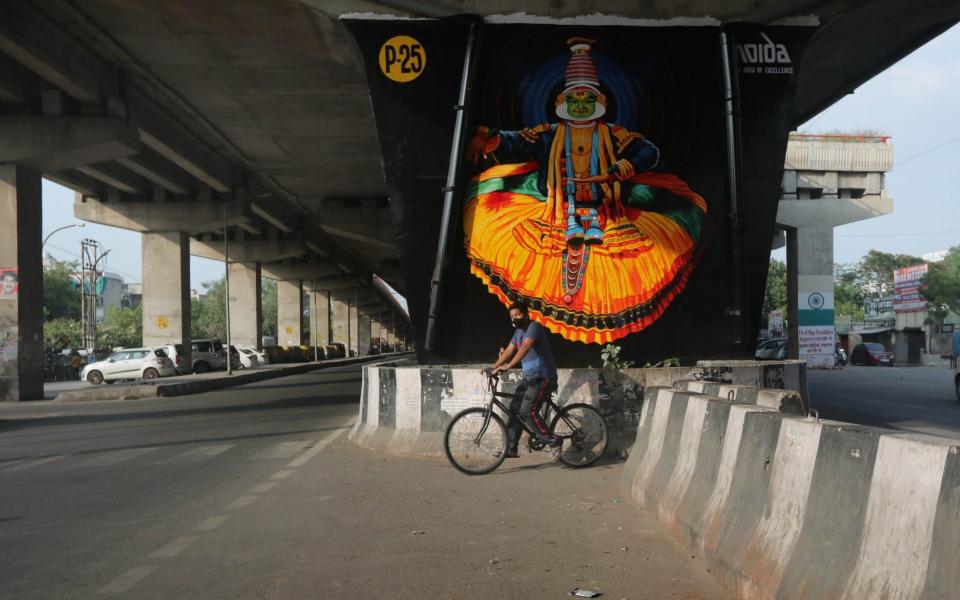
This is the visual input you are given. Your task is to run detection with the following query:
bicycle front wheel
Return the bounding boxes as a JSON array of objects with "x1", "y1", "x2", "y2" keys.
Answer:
[
  {"x1": 444, "y1": 407, "x2": 508, "y2": 475},
  {"x1": 549, "y1": 403, "x2": 608, "y2": 468}
]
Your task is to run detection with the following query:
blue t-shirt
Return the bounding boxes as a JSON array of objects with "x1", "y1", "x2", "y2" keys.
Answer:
[{"x1": 510, "y1": 321, "x2": 558, "y2": 380}]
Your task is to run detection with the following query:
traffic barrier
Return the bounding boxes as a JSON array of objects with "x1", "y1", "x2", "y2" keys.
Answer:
[
  {"x1": 625, "y1": 388, "x2": 960, "y2": 600},
  {"x1": 672, "y1": 379, "x2": 807, "y2": 415},
  {"x1": 349, "y1": 361, "x2": 806, "y2": 457}
]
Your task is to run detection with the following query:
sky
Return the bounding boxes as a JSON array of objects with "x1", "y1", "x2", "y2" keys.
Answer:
[{"x1": 40, "y1": 22, "x2": 960, "y2": 287}]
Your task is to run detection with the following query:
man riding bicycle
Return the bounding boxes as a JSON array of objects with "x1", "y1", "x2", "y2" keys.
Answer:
[{"x1": 484, "y1": 301, "x2": 559, "y2": 458}]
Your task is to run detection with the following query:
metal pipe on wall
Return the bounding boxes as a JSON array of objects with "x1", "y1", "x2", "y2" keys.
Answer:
[
  {"x1": 720, "y1": 29, "x2": 750, "y2": 354},
  {"x1": 424, "y1": 17, "x2": 482, "y2": 353}
]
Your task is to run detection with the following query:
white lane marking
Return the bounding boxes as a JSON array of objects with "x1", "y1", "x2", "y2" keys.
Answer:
[
  {"x1": 287, "y1": 424, "x2": 353, "y2": 468},
  {"x1": 252, "y1": 441, "x2": 309, "y2": 460},
  {"x1": 227, "y1": 495, "x2": 258, "y2": 509},
  {"x1": 316, "y1": 495, "x2": 335, "y2": 502},
  {"x1": 176, "y1": 444, "x2": 235, "y2": 459},
  {"x1": 249, "y1": 482, "x2": 277, "y2": 494},
  {"x1": 270, "y1": 470, "x2": 294, "y2": 480},
  {"x1": 80, "y1": 447, "x2": 160, "y2": 467},
  {"x1": 96, "y1": 565, "x2": 158, "y2": 594},
  {"x1": 194, "y1": 515, "x2": 230, "y2": 531},
  {"x1": 150, "y1": 536, "x2": 198, "y2": 558},
  {"x1": 2, "y1": 455, "x2": 66, "y2": 473}
]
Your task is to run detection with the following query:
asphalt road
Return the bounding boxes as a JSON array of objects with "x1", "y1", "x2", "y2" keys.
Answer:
[
  {"x1": 1, "y1": 363, "x2": 727, "y2": 600},
  {"x1": 808, "y1": 365, "x2": 960, "y2": 439}
]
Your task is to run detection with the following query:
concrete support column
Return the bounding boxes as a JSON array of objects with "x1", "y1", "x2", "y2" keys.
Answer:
[
  {"x1": 357, "y1": 311, "x2": 372, "y2": 356},
  {"x1": 330, "y1": 291, "x2": 350, "y2": 350},
  {"x1": 277, "y1": 279, "x2": 303, "y2": 347},
  {"x1": 142, "y1": 231, "x2": 190, "y2": 355},
  {"x1": 786, "y1": 227, "x2": 798, "y2": 360},
  {"x1": 349, "y1": 296, "x2": 359, "y2": 357},
  {"x1": 311, "y1": 289, "x2": 330, "y2": 346},
  {"x1": 0, "y1": 166, "x2": 42, "y2": 401},
  {"x1": 228, "y1": 262, "x2": 261, "y2": 349},
  {"x1": 796, "y1": 225, "x2": 835, "y2": 368}
]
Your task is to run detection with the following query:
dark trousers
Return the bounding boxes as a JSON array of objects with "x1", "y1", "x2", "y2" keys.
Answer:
[{"x1": 505, "y1": 376, "x2": 557, "y2": 452}]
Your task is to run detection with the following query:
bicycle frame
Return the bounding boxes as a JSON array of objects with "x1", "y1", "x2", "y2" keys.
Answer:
[{"x1": 473, "y1": 374, "x2": 575, "y2": 445}]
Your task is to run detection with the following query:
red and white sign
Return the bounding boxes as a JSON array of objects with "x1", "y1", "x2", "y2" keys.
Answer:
[{"x1": 893, "y1": 264, "x2": 928, "y2": 312}]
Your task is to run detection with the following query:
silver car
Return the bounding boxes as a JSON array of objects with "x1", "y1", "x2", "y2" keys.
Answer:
[{"x1": 82, "y1": 348, "x2": 176, "y2": 385}]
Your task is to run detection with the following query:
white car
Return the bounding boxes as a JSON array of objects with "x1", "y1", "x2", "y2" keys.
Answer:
[
  {"x1": 82, "y1": 348, "x2": 176, "y2": 385},
  {"x1": 238, "y1": 346, "x2": 268, "y2": 366},
  {"x1": 235, "y1": 346, "x2": 260, "y2": 369}
]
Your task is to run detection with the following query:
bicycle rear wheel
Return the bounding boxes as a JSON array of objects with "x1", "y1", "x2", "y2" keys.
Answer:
[
  {"x1": 444, "y1": 407, "x2": 508, "y2": 475},
  {"x1": 549, "y1": 403, "x2": 608, "y2": 468}
]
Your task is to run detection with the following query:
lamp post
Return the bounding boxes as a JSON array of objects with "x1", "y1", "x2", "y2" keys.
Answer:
[{"x1": 42, "y1": 222, "x2": 85, "y2": 249}]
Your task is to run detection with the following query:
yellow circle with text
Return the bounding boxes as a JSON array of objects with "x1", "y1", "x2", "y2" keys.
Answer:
[
  {"x1": 379, "y1": 35, "x2": 426, "y2": 83},
  {"x1": 155, "y1": 316, "x2": 169, "y2": 330}
]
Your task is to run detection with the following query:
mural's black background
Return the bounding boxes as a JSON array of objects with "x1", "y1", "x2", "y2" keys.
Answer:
[{"x1": 343, "y1": 19, "x2": 814, "y2": 366}]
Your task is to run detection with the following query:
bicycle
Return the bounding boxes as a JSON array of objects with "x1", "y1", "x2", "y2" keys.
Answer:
[{"x1": 443, "y1": 372, "x2": 608, "y2": 475}]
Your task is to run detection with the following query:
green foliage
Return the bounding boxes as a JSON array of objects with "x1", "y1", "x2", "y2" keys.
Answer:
[
  {"x1": 858, "y1": 250, "x2": 924, "y2": 296},
  {"x1": 600, "y1": 344, "x2": 634, "y2": 369},
  {"x1": 191, "y1": 278, "x2": 226, "y2": 340},
  {"x1": 834, "y1": 263, "x2": 865, "y2": 320},
  {"x1": 921, "y1": 246, "x2": 960, "y2": 321},
  {"x1": 261, "y1": 279, "x2": 277, "y2": 337},
  {"x1": 42, "y1": 256, "x2": 81, "y2": 320},
  {"x1": 97, "y1": 305, "x2": 142, "y2": 349},
  {"x1": 762, "y1": 259, "x2": 787, "y2": 326},
  {"x1": 43, "y1": 317, "x2": 82, "y2": 350}
]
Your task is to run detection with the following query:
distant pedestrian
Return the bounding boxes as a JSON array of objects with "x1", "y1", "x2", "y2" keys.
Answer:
[
  {"x1": 70, "y1": 351, "x2": 82, "y2": 380},
  {"x1": 951, "y1": 329, "x2": 960, "y2": 369}
]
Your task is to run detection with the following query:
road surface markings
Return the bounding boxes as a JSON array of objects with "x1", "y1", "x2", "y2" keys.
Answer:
[
  {"x1": 150, "y1": 536, "x2": 198, "y2": 558},
  {"x1": 80, "y1": 447, "x2": 159, "y2": 467},
  {"x1": 271, "y1": 469, "x2": 294, "y2": 480},
  {"x1": 252, "y1": 441, "x2": 310, "y2": 460},
  {"x1": 287, "y1": 424, "x2": 353, "y2": 467},
  {"x1": 96, "y1": 566, "x2": 157, "y2": 594},
  {"x1": 249, "y1": 482, "x2": 277, "y2": 494},
  {"x1": 194, "y1": 515, "x2": 230, "y2": 531},
  {"x1": 227, "y1": 495, "x2": 258, "y2": 509},
  {"x1": 175, "y1": 444, "x2": 235, "y2": 459},
  {"x1": 1, "y1": 455, "x2": 66, "y2": 473}
]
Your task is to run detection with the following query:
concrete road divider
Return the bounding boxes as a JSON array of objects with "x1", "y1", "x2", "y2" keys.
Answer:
[
  {"x1": 625, "y1": 387, "x2": 959, "y2": 600},
  {"x1": 350, "y1": 361, "x2": 806, "y2": 457},
  {"x1": 672, "y1": 379, "x2": 808, "y2": 415}
]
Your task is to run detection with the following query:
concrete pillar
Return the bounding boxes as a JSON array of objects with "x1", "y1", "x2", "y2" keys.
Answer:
[
  {"x1": 277, "y1": 279, "x2": 303, "y2": 347},
  {"x1": 330, "y1": 290, "x2": 350, "y2": 350},
  {"x1": 796, "y1": 226, "x2": 835, "y2": 368},
  {"x1": 358, "y1": 311, "x2": 372, "y2": 356},
  {"x1": 311, "y1": 289, "x2": 330, "y2": 346},
  {"x1": 228, "y1": 262, "x2": 261, "y2": 349},
  {"x1": 142, "y1": 231, "x2": 190, "y2": 355},
  {"x1": 349, "y1": 296, "x2": 359, "y2": 357},
  {"x1": 0, "y1": 166, "x2": 42, "y2": 401},
  {"x1": 786, "y1": 227, "x2": 798, "y2": 360}
]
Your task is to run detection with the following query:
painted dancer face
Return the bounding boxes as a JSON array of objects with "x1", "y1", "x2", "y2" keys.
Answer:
[{"x1": 565, "y1": 90, "x2": 597, "y2": 119}]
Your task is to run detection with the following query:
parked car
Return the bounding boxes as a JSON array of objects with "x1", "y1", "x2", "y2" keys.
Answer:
[
  {"x1": 850, "y1": 342, "x2": 895, "y2": 366},
  {"x1": 234, "y1": 346, "x2": 259, "y2": 369},
  {"x1": 755, "y1": 338, "x2": 787, "y2": 360},
  {"x1": 154, "y1": 343, "x2": 189, "y2": 375},
  {"x1": 81, "y1": 348, "x2": 176, "y2": 385},
  {"x1": 191, "y1": 339, "x2": 227, "y2": 373},
  {"x1": 239, "y1": 346, "x2": 269, "y2": 365}
]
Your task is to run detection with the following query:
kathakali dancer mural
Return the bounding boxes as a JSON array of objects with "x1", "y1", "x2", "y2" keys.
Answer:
[{"x1": 463, "y1": 38, "x2": 709, "y2": 344}]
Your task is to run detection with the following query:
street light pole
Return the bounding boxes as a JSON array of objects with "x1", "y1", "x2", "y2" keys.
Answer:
[{"x1": 42, "y1": 222, "x2": 85, "y2": 249}]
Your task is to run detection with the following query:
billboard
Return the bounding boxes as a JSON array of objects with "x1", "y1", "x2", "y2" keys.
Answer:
[
  {"x1": 864, "y1": 296, "x2": 894, "y2": 320},
  {"x1": 0, "y1": 267, "x2": 18, "y2": 300},
  {"x1": 343, "y1": 18, "x2": 814, "y2": 364},
  {"x1": 893, "y1": 264, "x2": 928, "y2": 312}
]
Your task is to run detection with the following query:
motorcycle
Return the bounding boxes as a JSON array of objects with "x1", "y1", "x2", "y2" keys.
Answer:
[{"x1": 834, "y1": 346, "x2": 847, "y2": 367}]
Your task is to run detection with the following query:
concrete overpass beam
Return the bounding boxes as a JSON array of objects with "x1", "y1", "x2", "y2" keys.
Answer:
[
  {"x1": 75, "y1": 198, "x2": 254, "y2": 234},
  {"x1": 142, "y1": 231, "x2": 190, "y2": 355},
  {"x1": 228, "y1": 262, "x2": 261, "y2": 350},
  {"x1": 0, "y1": 165, "x2": 42, "y2": 401},
  {"x1": 261, "y1": 262, "x2": 340, "y2": 281},
  {"x1": 0, "y1": 117, "x2": 139, "y2": 171},
  {"x1": 116, "y1": 148, "x2": 196, "y2": 195},
  {"x1": 277, "y1": 279, "x2": 303, "y2": 347},
  {"x1": 190, "y1": 238, "x2": 307, "y2": 263}
]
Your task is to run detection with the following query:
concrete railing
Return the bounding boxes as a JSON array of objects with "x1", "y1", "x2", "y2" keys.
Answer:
[
  {"x1": 349, "y1": 361, "x2": 806, "y2": 457},
  {"x1": 624, "y1": 387, "x2": 958, "y2": 600},
  {"x1": 785, "y1": 138, "x2": 893, "y2": 172}
]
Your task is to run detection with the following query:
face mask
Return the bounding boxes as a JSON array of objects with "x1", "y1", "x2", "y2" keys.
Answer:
[{"x1": 512, "y1": 318, "x2": 525, "y2": 329}]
